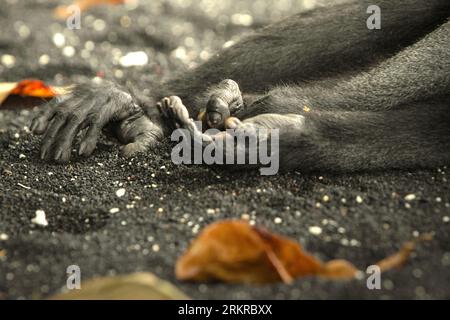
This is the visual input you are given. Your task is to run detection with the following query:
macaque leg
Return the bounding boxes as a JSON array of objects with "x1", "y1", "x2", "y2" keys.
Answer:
[{"x1": 158, "y1": 95, "x2": 305, "y2": 173}]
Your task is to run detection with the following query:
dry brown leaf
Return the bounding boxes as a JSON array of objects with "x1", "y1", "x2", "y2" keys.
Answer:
[
  {"x1": 54, "y1": 0, "x2": 126, "y2": 19},
  {"x1": 50, "y1": 272, "x2": 189, "y2": 300},
  {"x1": 11, "y1": 79, "x2": 56, "y2": 98},
  {"x1": 319, "y1": 259, "x2": 360, "y2": 279},
  {"x1": 375, "y1": 233, "x2": 433, "y2": 272},
  {"x1": 0, "y1": 250, "x2": 6, "y2": 258},
  {"x1": 176, "y1": 220, "x2": 431, "y2": 285},
  {"x1": 0, "y1": 83, "x2": 18, "y2": 105},
  {"x1": 0, "y1": 80, "x2": 70, "y2": 106},
  {"x1": 176, "y1": 220, "x2": 356, "y2": 284}
]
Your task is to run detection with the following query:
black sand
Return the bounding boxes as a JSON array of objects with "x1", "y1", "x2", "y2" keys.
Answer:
[{"x1": 0, "y1": 0, "x2": 449, "y2": 299}]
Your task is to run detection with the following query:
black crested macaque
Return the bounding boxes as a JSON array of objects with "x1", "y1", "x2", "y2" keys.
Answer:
[{"x1": 31, "y1": 0, "x2": 450, "y2": 172}]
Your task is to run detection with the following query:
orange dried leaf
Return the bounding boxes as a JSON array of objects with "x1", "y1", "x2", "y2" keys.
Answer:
[
  {"x1": 176, "y1": 221, "x2": 431, "y2": 285},
  {"x1": 0, "y1": 82, "x2": 18, "y2": 105},
  {"x1": 54, "y1": 0, "x2": 126, "y2": 19},
  {"x1": 318, "y1": 259, "x2": 359, "y2": 280},
  {"x1": 11, "y1": 80, "x2": 56, "y2": 98},
  {"x1": 375, "y1": 233, "x2": 433, "y2": 272},
  {"x1": 0, "y1": 80, "x2": 70, "y2": 106},
  {"x1": 176, "y1": 220, "x2": 323, "y2": 284}
]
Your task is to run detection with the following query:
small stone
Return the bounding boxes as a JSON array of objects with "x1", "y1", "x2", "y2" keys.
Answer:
[
  {"x1": 119, "y1": 51, "x2": 148, "y2": 67},
  {"x1": 109, "y1": 208, "x2": 120, "y2": 214},
  {"x1": 31, "y1": 210, "x2": 48, "y2": 227},
  {"x1": 308, "y1": 226, "x2": 322, "y2": 235},
  {"x1": 0, "y1": 233, "x2": 9, "y2": 241},
  {"x1": 274, "y1": 217, "x2": 282, "y2": 224},
  {"x1": 19, "y1": 154, "x2": 26, "y2": 159},
  {"x1": 356, "y1": 196, "x2": 363, "y2": 203},
  {"x1": 115, "y1": 188, "x2": 126, "y2": 198},
  {"x1": 206, "y1": 208, "x2": 215, "y2": 215},
  {"x1": 443, "y1": 216, "x2": 449, "y2": 223},
  {"x1": 1, "y1": 54, "x2": 16, "y2": 67},
  {"x1": 322, "y1": 195, "x2": 330, "y2": 202},
  {"x1": 404, "y1": 194, "x2": 416, "y2": 201},
  {"x1": 52, "y1": 33, "x2": 65, "y2": 47},
  {"x1": 152, "y1": 244, "x2": 160, "y2": 252},
  {"x1": 62, "y1": 46, "x2": 75, "y2": 57},
  {"x1": 38, "y1": 54, "x2": 50, "y2": 66}
]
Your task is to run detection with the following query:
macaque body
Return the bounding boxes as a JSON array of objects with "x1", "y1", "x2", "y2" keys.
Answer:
[{"x1": 31, "y1": 0, "x2": 450, "y2": 172}]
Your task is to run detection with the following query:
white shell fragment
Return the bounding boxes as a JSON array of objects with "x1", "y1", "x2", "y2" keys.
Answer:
[
  {"x1": 115, "y1": 188, "x2": 126, "y2": 198},
  {"x1": 32, "y1": 210, "x2": 48, "y2": 227},
  {"x1": 308, "y1": 226, "x2": 322, "y2": 235},
  {"x1": 109, "y1": 208, "x2": 120, "y2": 214},
  {"x1": 119, "y1": 51, "x2": 148, "y2": 67}
]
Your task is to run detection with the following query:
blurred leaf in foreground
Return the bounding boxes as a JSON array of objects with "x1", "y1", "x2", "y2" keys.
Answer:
[
  {"x1": 0, "y1": 79, "x2": 69, "y2": 106},
  {"x1": 176, "y1": 220, "x2": 431, "y2": 284},
  {"x1": 50, "y1": 272, "x2": 189, "y2": 300},
  {"x1": 54, "y1": 0, "x2": 127, "y2": 19}
]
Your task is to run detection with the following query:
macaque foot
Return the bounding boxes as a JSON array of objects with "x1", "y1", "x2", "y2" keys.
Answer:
[
  {"x1": 198, "y1": 79, "x2": 244, "y2": 130},
  {"x1": 157, "y1": 96, "x2": 192, "y2": 129}
]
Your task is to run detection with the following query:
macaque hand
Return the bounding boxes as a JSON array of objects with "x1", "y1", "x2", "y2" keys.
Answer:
[{"x1": 31, "y1": 82, "x2": 164, "y2": 163}]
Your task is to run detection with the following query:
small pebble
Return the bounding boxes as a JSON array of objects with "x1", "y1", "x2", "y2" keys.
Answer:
[
  {"x1": 0, "y1": 233, "x2": 9, "y2": 241},
  {"x1": 1, "y1": 54, "x2": 16, "y2": 67},
  {"x1": 274, "y1": 217, "x2": 282, "y2": 224},
  {"x1": 356, "y1": 196, "x2": 363, "y2": 203},
  {"x1": 115, "y1": 188, "x2": 126, "y2": 198},
  {"x1": 443, "y1": 216, "x2": 449, "y2": 223},
  {"x1": 120, "y1": 51, "x2": 148, "y2": 67},
  {"x1": 31, "y1": 210, "x2": 48, "y2": 227},
  {"x1": 404, "y1": 194, "x2": 416, "y2": 201},
  {"x1": 52, "y1": 33, "x2": 65, "y2": 47},
  {"x1": 109, "y1": 208, "x2": 120, "y2": 214},
  {"x1": 308, "y1": 226, "x2": 322, "y2": 235}
]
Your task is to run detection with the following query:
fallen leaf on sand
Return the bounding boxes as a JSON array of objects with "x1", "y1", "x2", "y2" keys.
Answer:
[
  {"x1": 0, "y1": 250, "x2": 6, "y2": 258},
  {"x1": 0, "y1": 83, "x2": 18, "y2": 105},
  {"x1": 0, "y1": 80, "x2": 69, "y2": 105},
  {"x1": 176, "y1": 220, "x2": 358, "y2": 284},
  {"x1": 176, "y1": 220, "x2": 432, "y2": 284},
  {"x1": 54, "y1": 0, "x2": 127, "y2": 19},
  {"x1": 375, "y1": 233, "x2": 433, "y2": 272},
  {"x1": 50, "y1": 272, "x2": 189, "y2": 300}
]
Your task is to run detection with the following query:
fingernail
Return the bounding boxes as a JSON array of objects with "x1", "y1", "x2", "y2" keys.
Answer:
[
  {"x1": 79, "y1": 142, "x2": 86, "y2": 155},
  {"x1": 54, "y1": 150, "x2": 62, "y2": 161}
]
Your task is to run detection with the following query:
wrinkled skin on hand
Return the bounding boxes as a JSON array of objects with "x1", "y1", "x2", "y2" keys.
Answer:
[{"x1": 31, "y1": 82, "x2": 165, "y2": 163}]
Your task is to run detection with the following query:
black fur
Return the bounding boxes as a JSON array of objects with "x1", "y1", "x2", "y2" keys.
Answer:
[{"x1": 32, "y1": 0, "x2": 450, "y2": 172}]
